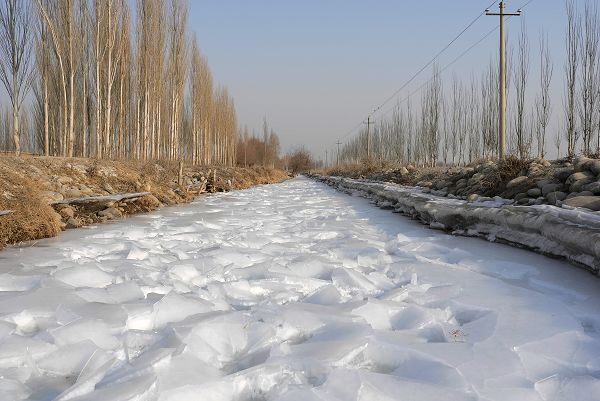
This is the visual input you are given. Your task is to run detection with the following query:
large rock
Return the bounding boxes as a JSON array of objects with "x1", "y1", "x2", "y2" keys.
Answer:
[
  {"x1": 574, "y1": 157, "x2": 591, "y2": 172},
  {"x1": 102, "y1": 182, "x2": 115, "y2": 193},
  {"x1": 455, "y1": 179, "x2": 467, "y2": 189},
  {"x1": 541, "y1": 183, "x2": 562, "y2": 197},
  {"x1": 58, "y1": 206, "x2": 75, "y2": 219},
  {"x1": 563, "y1": 196, "x2": 600, "y2": 211},
  {"x1": 582, "y1": 181, "x2": 600, "y2": 195},
  {"x1": 507, "y1": 176, "x2": 529, "y2": 189},
  {"x1": 98, "y1": 207, "x2": 122, "y2": 219},
  {"x1": 56, "y1": 176, "x2": 73, "y2": 185},
  {"x1": 65, "y1": 217, "x2": 82, "y2": 229},
  {"x1": 460, "y1": 167, "x2": 475, "y2": 176},
  {"x1": 590, "y1": 160, "x2": 600, "y2": 175},
  {"x1": 514, "y1": 192, "x2": 528, "y2": 202},
  {"x1": 41, "y1": 191, "x2": 64, "y2": 203},
  {"x1": 546, "y1": 191, "x2": 567, "y2": 205},
  {"x1": 142, "y1": 194, "x2": 163, "y2": 209},
  {"x1": 467, "y1": 194, "x2": 480, "y2": 203},
  {"x1": 570, "y1": 177, "x2": 595, "y2": 193},
  {"x1": 566, "y1": 171, "x2": 594, "y2": 185},
  {"x1": 468, "y1": 173, "x2": 485, "y2": 185},
  {"x1": 527, "y1": 188, "x2": 542, "y2": 197},
  {"x1": 77, "y1": 184, "x2": 94, "y2": 196},
  {"x1": 434, "y1": 180, "x2": 452, "y2": 190},
  {"x1": 416, "y1": 181, "x2": 433, "y2": 188},
  {"x1": 64, "y1": 188, "x2": 82, "y2": 199},
  {"x1": 554, "y1": 168, "x2": 575, "y2": 182},
  {"x1": 536, "y1": 179, "x2": 553, "y2": 189}
]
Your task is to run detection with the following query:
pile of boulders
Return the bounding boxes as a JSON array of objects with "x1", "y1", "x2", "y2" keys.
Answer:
[
  {"x1": 345, "y1": 157, "x2": 600, "y2": 212},
  {"x1": 316, "y1": 175, "x2": 600, "y2": 272},
  {"x1": 52, "y1": 194, "x2": 163, "y2": 230},
  {"x1": 423, "y1": 157, "x2": 600, "y2": 211}
]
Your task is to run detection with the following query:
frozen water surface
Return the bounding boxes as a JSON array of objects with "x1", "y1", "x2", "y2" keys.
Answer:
[{"x1": 0, "y1": 177, "x2": 599, "y2": 401}]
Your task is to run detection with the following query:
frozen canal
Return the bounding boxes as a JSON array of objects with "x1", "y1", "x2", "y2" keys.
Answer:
[{"x1": 1, "y1": 177, "x2": 599, "y2": 401}]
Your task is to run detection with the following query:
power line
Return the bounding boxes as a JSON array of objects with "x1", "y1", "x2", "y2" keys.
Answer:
[
  {"x1": 379, "y1": 23, "x2": 501, "y2": 119},
  {"x1": 374, "y1": 0, "x2": 536, "y2": 121},
  {"x1": 368, "y1": 0, "x2": 499, "y2": 119},
  {"x1": 336, "y1": 1, "x2": 498, "y2": 144},
  {"x1": 337, "y1": 0, "x2": 537, "y2": 149}
]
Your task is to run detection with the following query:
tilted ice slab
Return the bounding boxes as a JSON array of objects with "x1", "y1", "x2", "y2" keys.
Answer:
[
  {"x1": 0, "y1": 177, "x2": 599, "y2": 400},
  {"x1": 315, "y1": 175, "x2": 600, "y2": 273}
]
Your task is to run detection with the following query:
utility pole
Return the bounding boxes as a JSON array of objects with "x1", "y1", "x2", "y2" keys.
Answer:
[
  {"x1": 336, "y1": 141, "x2": 342, "y2": 165},
  {"x1": 487, "y1": 2, "x2": 521, "y2": 160},
  {"x1": 364, "y1": 117, "x2": 375, "y2": 160}
]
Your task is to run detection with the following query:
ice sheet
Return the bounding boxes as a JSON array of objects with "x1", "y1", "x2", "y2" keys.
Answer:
[{"x1": 0, "y1": 177, "x2": 599, "y2": 400}]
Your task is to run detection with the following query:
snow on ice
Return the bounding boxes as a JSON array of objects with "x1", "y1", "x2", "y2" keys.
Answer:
[{"x1": 0, "y1": 177, "x2": 599, "y2": 400}]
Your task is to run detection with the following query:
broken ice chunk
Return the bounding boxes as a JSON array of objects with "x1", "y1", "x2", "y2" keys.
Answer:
[{"x1": 53, "y1": 265, "x2": 113, "y2": 288}]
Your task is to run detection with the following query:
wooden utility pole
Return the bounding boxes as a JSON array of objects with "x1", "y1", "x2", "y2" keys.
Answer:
[
  {"x1": 487, "y1": 2, "x2": 521, "y2": 160},
  {"x1": 364, "y1": 117, "x2": 375, "y2": 160},
  {"x1": 336, "y1": 141, "x2": 342, "y2": 165}
]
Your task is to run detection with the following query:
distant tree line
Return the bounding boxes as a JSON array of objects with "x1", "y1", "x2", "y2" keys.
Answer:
[
  {"x1": 236, "y1": 118, "x2": 281, "y2": 168},
  {"x1": 339, "y1": 0, "x2": 600, "y2": 166},
  {"x1": 0, "y1": 0, "x2": 243, "y2": 166}
]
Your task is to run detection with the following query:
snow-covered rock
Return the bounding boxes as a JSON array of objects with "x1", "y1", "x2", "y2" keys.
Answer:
[{"x1": 316, "y1": 175, "x2": 600, "y2": 273}]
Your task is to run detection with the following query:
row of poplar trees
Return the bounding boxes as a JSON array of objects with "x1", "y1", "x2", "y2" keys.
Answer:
[
  {"x1": 0, "y1": 0, "x2": 237, "y2": 166},
  {"x1": 339, "y1": 1, "x2": 600, "y2": 167}
]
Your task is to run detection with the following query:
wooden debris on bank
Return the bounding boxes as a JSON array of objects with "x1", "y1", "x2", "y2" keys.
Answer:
[
  {"x1": 0, "y1": 210, "x2": 13, "y2": 217},
  {"x1": 50, "y1": 192, "x2": 151, "y2": 206}
]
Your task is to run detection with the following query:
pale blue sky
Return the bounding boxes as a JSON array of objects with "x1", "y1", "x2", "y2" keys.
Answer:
[
  {"x1": 188, "y1": 0, "x2": 571, "y2": 157},
  {"x1": 0, "y1": 0, "x2": 579, "y2": 158}
]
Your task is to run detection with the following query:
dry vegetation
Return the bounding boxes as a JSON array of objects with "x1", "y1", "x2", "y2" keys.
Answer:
[
  {"x1": 0, "y1": 161, "x2": 61, "y2": 246},
  {"x1": 322, "y1": 156, "x2": 559, "y2": 198},
  {"x1": 0, "y1": 155, "x2": 288, "y2": 249}
]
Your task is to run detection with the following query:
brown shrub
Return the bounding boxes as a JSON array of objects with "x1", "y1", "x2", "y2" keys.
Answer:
[
  {"x1": 325, "y1": 160, "x2": 402, "y2": 178},
  {"x1": 0, "y1": 163, "x2": 61, "y2": 248},
  {"x1": 480, "y1": 156, "x2": 531, "y2": 196},
  {"x1": 0, "y1": 155, "x2": 289, "y2": 249}
]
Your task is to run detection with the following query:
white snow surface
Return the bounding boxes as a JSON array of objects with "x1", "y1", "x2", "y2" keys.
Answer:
[{"x1": 0, "y1": 177, "x2": 600, "y2": 401}]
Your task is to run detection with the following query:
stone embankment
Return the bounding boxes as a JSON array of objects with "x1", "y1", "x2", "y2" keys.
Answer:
[
  {"x1": 313, "y1": 175, "x2": 600, "y2": 273},
  {"x1": 328, "y1": 156, "x2": 600, "y2": 212},
  {"x1": 0, "y1": 156, "x2": 288, "y2": 248}
]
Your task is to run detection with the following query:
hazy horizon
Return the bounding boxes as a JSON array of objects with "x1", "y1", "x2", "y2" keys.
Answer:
[{"x1": 189, "y1": 0, "x2": 572, "y2": 161}]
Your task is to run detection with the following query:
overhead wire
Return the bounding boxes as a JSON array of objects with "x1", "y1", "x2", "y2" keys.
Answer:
[
  {"x1": 376, "y1": 0, "x2": 537, "y2": 120},
  {"x1": 337, "y1": 0, "x2": 537, "y2": 148},
  {"x1": 335, "y1": 1, "x2": 498, "y2": 143}
]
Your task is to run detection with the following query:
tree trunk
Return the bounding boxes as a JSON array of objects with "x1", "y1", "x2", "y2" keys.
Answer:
[{"x1": 13, "y1": 107, "x2": 20, "y2": 156}]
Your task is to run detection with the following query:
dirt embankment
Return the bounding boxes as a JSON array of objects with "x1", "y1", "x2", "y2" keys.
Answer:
[
  {"x1": 0, "y1": 156, "x2": 289, "y2": 248},
  {"x1": 324, "y1": 156, "x2": 600, "y2": 212}
]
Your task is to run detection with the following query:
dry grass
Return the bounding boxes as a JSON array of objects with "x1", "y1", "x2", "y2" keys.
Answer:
[
  {"x1": 0, "y1": 163, "x2": 61, "y2": 248},
  {"x1": 480, "y1": 156, "x2": 532, "y2": 196},
  {"x1": 324, "y1": 160, "x2": 403, "y2": 178},
  {"x1": 0, "y1": 155, "x2": 289, "y2": 249}
]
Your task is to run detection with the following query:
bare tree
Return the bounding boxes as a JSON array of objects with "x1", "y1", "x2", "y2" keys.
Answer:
[
  {"x1": 0, "y1": 0, "x2": 34, "y2": 155},
  {"x1": 450, "y1": 75, "x2": 461, "y2": 165},
  {"x1": 33, "y1": 1, "x2": 51, "y2": 156},
  {"x1": 514, "y1": 20, "x2": 530, "y2": 158},
  {"x1": 35, "y1": 0, "x2": 80, "y2": 157},
  {"x1": 535, "y1": 30, "x2": 553, "y2": 159},
  {"x1": 424, "y1": 64, "x2": 442, "y2": 167},
  {"x1": 167, "y1": 0, "x2": 189, "y2": 161},
  {"x1": 565, "y1": 0, "x2": 580, "y2": 158},
  {"x1": 579, "y1": 1, "x2": 599, "y2": 155},
  {"x1": 1, "y1": 0, "x2": 239, "y2": 165}
]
